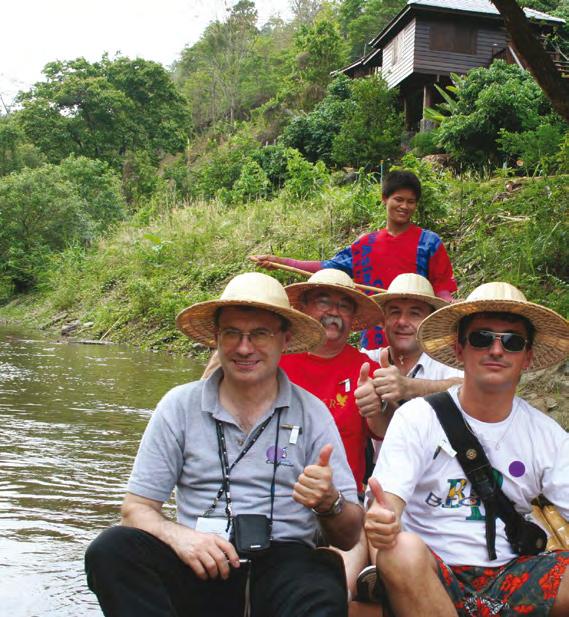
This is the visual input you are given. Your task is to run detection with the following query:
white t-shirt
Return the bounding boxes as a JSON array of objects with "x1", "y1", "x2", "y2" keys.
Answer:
[{"x1": 373, "y1": 385, "x2": 569, "y2": 567}]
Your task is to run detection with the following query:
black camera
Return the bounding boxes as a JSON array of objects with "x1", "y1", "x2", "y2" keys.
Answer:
[{"x1": 232, "y1": 514, "x2": 272, "y2": 556}]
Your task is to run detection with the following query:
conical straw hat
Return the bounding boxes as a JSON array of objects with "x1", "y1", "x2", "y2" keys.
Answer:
[
  {"x1": 176, "y1": 272, "x2": 325, "y2": 354},
  {"x1": 417, "y1": 282, "x2": 569, "y2": 371},
  {"x1": 285, "y1": 269, "x2": 384, "y2": 331},
  {"x1": 371, "y1": 273, "x2": 448, "y2": 311}
]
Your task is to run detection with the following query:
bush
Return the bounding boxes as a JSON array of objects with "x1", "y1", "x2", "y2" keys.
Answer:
[
  {"x1": 282, "y1": 74, "x2": 403, "y2": 169},
  {"x1": 411, "y1": 129, "x2": 444, "y2": 158},
  {"x1": 283, "y1": 148, "x2": 329, "y2": 199},
  {"x1": 232, "y1": 160, "x2": 270, "y2": 202},
  {"x1": 432, "y1": 62, "x2": 558, "y2": 167},
  {"x1": 498, "y1": 124, "x2": 566, "y2": 174},
  {"x1": 0, "y1": 158, "x2": 125, "y2": 290}
]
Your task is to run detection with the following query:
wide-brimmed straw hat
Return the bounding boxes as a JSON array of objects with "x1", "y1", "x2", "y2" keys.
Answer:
[
  {"x1": 285, "y1": 269, "x2": 384, "y2": 331},
  {"x1": 176, "y1": 272, "x2": 325, "y2": 354},
  {"x1": 417, "y1": 281, "x2": 569, "y2": 371},
  {"x1": 372, "y1": 273, "x2": 448, "y2": 311}
]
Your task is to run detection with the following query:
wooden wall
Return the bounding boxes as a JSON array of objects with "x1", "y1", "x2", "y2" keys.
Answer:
[
  {"x1": 381, "y1": 19, "x2": 416, "y2": 88},
  {"x1": 413, "y1": 16, "x2": 507, "y2": 76}
]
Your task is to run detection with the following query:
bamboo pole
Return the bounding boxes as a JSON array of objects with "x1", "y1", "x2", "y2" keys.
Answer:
[
  {"x1": 542, "y1": 505, "x2": 569, "y2": 549},
  {"x1": 247, "y1": 258, "x2": 385, "y2": 294},
  {"x1": 531, "y1": 505, "x2": 564, "y2": 551}
]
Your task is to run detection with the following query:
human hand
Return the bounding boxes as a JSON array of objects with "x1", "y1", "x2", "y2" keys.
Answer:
[
  {"x1": 355, "y1": 362, "x2": 383, "y2": 417},
  {"x1": 248, "y1": 254, "x2": 281, "y2": 270},
  {"x1": 365, "y1": 478, "x2": 400, "y2": 550},
  {"x1": 372, "y1": 365, "x2": 408, "y2": 403},
  {"x1": 171, "y1": 526, "x2": 240, "y2": 581},
  {"x1": 293, "y1": 444, "x2": 337, "y2": 512}
]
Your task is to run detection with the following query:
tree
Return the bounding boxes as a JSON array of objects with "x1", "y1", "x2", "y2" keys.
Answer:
[
  {"x1": 429, "y1": 61, "x2": 563, "y2": 165},
  {"x1": 0, "y1": 115, "x2": 45, "y2": 176},
  {"x1": 331, "y1": 75, "x2": 403, "y2": 168},
  {"x1": 292, "y1": 17, "x2": 349, "y2": 106},
  {"x1": 200, "y1": 1, "x2": 259, "y2": 124},
  {"x1": 490, "y1": 0, "x2": 569, "y2": 122},
  {"x1": 340, "y1": 0, "x2": 406, "y2": 60},
  {"x1": 17, "y1": 56, "x2": 192, "y2": 169},
  {"x1": 282, "y1": 74, "x2": 403, "y2": 168},
  {"x1": 0, "y1": 158, "x2": 125, "y2": 290}
]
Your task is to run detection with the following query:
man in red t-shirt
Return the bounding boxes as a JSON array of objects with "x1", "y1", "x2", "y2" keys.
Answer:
[
  {"x1": 282, "y1": 268, "x2": 385, "y2": 605},
  {"x1": 250, "y1": 170, "x2": 457, "y2": 350},
  {"x1": 282, "y1": 269, "x2": 385, "y2": 493}
]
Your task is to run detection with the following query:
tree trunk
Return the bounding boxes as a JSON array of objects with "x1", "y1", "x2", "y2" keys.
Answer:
[{"x1": 490, "y1": 0, "x2": 569, "y2": 122}]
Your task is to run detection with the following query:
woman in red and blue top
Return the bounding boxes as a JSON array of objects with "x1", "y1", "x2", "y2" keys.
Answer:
[{"x1": 251, "y1": 170, "x2": 457, "y2": 350}]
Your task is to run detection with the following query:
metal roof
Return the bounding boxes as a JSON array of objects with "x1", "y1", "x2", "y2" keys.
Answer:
[
  {"x1": 409, "y1": 0, "x2": 565, "y2": 24},
  {"x1": 369, "y1": 0, "x2": 564, "y2": 47}
]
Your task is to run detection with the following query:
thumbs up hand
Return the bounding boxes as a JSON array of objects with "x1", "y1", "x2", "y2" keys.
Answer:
[
  {"x1": 293, "y1": 444, "x2": 337, "y2": 512},
  {"x1": 355, "y1": 362, "x2": 383, "y2": 417},
  {"x1": 365, "y1": 477, "x2": 400, "y2": 550}
]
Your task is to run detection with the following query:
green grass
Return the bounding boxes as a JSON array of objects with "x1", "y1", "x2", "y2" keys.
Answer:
[{"x1": 1, "y1": 174, "x2": 567, "y2": 354}]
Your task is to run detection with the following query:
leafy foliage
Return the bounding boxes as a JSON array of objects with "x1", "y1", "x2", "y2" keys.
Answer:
[
  {"x1": 283, "y1": 74, "x2": 403, "y2": 168},
  {"x1": 427, "y1": 62, "x2": 562, "y2": 166},
  {"x1": 17, "y1": 56, "x2": 192, "y2": 170},
  {"x1": 0, "y1": 115, "x2": 45, "y2": 176},
  {"x1": 0, "y1": 157, "x2": 124, "y2": 290}
]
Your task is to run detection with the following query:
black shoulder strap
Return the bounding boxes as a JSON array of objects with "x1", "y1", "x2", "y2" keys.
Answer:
[{"x1": 425, "y1": 392, "x2": 546, "y2": 560}]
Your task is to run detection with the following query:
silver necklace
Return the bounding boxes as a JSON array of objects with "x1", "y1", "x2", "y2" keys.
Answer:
[{"x1": 460, "y1": 397, "x2": 519, "y2": 451}]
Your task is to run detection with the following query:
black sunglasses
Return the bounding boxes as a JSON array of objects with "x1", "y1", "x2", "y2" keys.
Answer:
[{"x1": 467, "y1": 330, "x2": 527, "y2": 353}]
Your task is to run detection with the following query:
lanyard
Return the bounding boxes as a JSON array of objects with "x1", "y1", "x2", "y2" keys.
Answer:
[{"x1": 206, "y1": 408, "x2": 283, "y2": 530}]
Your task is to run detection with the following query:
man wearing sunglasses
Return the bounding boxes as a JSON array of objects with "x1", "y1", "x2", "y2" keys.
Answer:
[{"x1": 364, "y1": 282, "x2": 569, "y2": 616}]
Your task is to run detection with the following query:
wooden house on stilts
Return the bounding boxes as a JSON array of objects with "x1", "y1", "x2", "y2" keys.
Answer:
[{"x1": 337, "y1": 0, "x2": 567, "y2": 132}]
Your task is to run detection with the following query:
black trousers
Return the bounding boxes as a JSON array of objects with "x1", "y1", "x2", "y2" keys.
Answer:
[{"x1": 85, "y1": 526, "x2": 347, "y2": 617}]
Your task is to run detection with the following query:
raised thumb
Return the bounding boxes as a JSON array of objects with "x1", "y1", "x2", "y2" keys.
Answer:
[
  {"x1": 316, "y1": 444, "x2": 333, "y2": 467},
  {"x1": 358, "y1": 362, "x2": 371, "y2": 386},
  {"x1": 379, "y1": 347, "x2": 392, "y2": 367},
  {"x1": 369, "y1": 477, "x2": 391, "y2": 509}
]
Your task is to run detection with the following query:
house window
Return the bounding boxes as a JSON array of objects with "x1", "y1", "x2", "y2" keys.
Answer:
[
  {"x1": 430, "y1": 22, "x2": 477, "y2": 54},
  {"x1": 392, "y1": 35, "x2": 400, "y2": 64}
]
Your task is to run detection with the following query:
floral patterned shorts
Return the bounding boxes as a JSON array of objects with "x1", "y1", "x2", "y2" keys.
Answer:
[{"x1": 434, "y1": 550, "x2": 569, "y2": 616}]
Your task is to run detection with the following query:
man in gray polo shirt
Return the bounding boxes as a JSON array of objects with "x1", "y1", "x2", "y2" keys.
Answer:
[{"x1": 85, "y1": 272, "x2": 363, "y2": 617}]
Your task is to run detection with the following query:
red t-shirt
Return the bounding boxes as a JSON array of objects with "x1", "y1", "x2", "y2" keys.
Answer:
[{"x1": 280, "y1": 346, "x2": 379, "y2": 491}]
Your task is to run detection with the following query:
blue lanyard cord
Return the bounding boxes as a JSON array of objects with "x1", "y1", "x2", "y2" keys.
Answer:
[{"x1": 211, "y1": 408, "x2": 283, "y2": 529}]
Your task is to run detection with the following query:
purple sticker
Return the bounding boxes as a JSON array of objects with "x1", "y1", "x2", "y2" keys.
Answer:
[
  {"x1": 509, "y1": 461, "x2": 526, "y2": 477},
  {"x1": 266, "y1": 445, "x2": 286, "y2": 463}
]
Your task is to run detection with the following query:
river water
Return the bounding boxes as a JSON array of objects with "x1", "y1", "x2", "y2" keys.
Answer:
[{"x1": 0, "y1": 326, "x2": 204, "y2": 617}]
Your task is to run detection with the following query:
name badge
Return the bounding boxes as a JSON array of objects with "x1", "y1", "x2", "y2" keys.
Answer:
[
  {"x1": 439, "y1": 437, "x2": 457, "y2": 458},
  {"x1": 195, "y1": 517, "x2": 230, "y2": 540}
]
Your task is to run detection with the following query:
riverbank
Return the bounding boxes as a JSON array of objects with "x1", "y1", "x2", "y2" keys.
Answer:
[{"x1": 0, "y1": 172, "x2": 567, "y2": 423}]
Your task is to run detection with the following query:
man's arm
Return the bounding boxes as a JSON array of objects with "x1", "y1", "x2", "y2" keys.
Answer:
[
  {"x1": 372, "y1": 365, "x2": 463, "y2": 404},
  {"x1": 292, "y1": 444, "x2": 363, "y2": 550},
  {"x1": 365, "y1": 478, "x2": 406, "y2": 550},
  {"x1": 354, "y1": 362, "x2": 395, "y2": 439},
  {"x1": 248, "y1": 254, "x2": 322, "y2": 272},
  {"x1": 121, "y1": 493, "x2": 241, "y2": 580}
]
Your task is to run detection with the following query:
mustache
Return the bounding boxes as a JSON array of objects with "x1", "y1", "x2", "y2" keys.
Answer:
[{"x1": 321, "y1": 315, "x2": 344, "y2": 330}]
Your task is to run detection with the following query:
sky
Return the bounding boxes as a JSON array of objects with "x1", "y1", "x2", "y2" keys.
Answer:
[{"x1": 0, "y1": 0, "x2": 293, "y2": 109}]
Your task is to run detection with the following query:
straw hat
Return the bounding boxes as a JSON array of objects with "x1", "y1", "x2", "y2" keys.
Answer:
[
  {"x1": 372, "y1": 273, "x2": 448, "y2": 311},
  {"x1": 176, "y1": 272, "x2": 325, "y2": 354},
  {"x1": 417, "y1": 282, "x2": 569, "y2": 371},
  {"x1": 285, "y1": 269, "x2": 384, "y2": 331}
]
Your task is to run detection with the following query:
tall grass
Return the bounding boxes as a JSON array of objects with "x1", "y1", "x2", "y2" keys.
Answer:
[{"x1": 2, "y1": 173, "x2": 567, "y2": 353}]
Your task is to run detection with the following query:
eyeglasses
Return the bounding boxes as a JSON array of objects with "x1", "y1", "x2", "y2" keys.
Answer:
[
  {"x1": 218, "y1": 328, "x2": 278, "y2": 349},
  {"x1": 467, "y1": 330, "x2": 528, "y2": 353},
  {"x1": 309, "y1": 296, "x2": 356, "y2": 316}
]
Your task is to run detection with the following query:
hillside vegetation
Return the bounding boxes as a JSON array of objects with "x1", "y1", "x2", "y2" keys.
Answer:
[{"x1": 1, "y1": 169, "x2": 566, "y2": 352}]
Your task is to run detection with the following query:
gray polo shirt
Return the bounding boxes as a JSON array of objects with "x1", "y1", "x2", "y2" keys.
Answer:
[{"x1": 127, "y1": 368, "x2": 358, "y2": 547}]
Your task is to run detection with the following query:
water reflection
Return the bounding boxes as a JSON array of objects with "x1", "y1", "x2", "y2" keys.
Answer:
[{"x1": 0, "y1": 326, "x2": 203, "y2": 616}]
